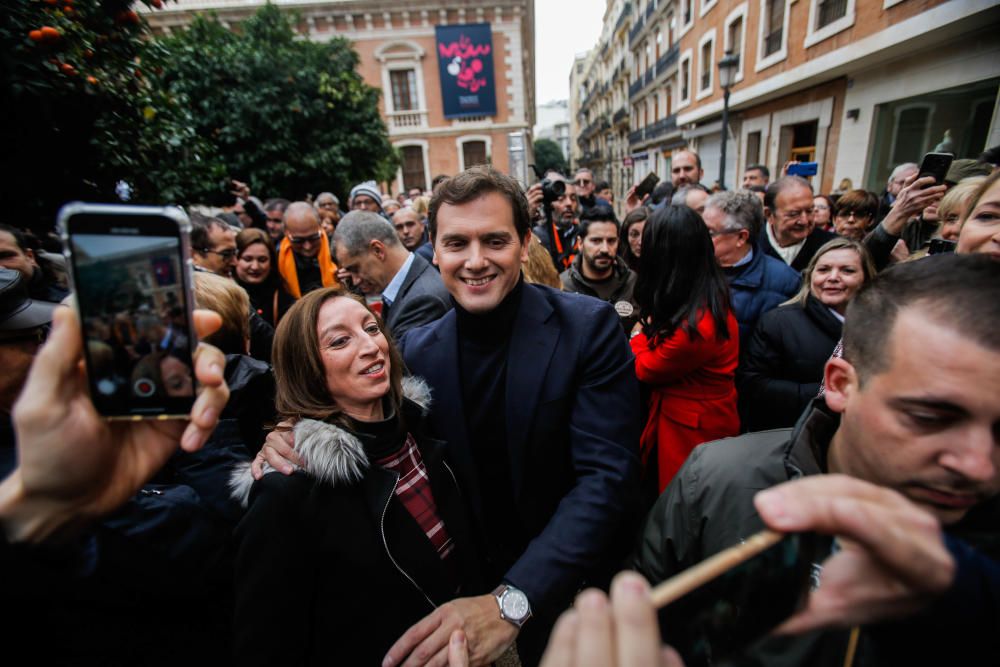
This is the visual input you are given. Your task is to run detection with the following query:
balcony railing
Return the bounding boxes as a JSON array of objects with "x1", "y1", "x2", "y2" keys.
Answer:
[
  {"x1": 628, "y1": 15, "x2": 645, "y2": 44},
  {"x1": 645, "y1": 114, "x2": 677, "y2": 140},
  {"x1": 628, "y1": 128, "x2": 645, "y2": 145},
  {"x1": 387, "y1": 110, "x2": 428, "y2": 131},
  {"x1": 643, "y1": 69, "x2": 653, "y2": 87},
  {"x1": 645, "y1": 0, "x2": 656, "y2": 20},
  {"x1": 615, "y1": 1, "x2": 633, "y2": 32},
  {"x1": 655, "y1": 44, "x2": 679, "y2": 76},
  {"x1": 613, "y1": 107, "x2": 629, "y2": 124},
  {"x1": 628, "y1": 78, "x2": 643, "y2": 99}
]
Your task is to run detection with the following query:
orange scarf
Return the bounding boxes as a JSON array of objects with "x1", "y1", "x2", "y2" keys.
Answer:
[{"x1": 277, "y1": 234, "x2": 338, "y2": 299}]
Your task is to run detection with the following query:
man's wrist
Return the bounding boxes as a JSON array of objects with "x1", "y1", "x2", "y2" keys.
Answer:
[{"x1": 493, "y1": 584, "x2": 533, "y2": 629}]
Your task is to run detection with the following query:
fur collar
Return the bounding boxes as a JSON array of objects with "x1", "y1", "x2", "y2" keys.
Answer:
[{"x1": 229, "y1": 376, "x2": 432, "y2": 507}]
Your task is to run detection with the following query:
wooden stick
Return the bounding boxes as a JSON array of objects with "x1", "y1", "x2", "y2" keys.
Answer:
[{"x1": 649, "y1": 530, "x2": 785, "y2": 609}]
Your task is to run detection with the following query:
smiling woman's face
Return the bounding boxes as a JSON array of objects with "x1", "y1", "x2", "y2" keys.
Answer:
[
  {"x1": 957, "y1": 178, "x2": 1000, "y2": 260},
  {"x1": 315, "y1": 297, "x2": 390, "y2": 421}
]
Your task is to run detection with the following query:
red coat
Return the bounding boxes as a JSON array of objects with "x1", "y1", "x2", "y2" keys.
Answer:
[{"x1": 631, "y1": 310, "x2": 740, "y2": 491}]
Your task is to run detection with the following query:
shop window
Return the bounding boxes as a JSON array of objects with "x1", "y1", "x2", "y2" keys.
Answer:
[{"x1": 865, "y1": 78, "x2": 999, "y2": 191}]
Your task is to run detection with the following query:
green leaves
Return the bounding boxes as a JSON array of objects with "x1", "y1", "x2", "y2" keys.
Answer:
[
  {"x1": 534, "y1": 139, "x2": 568, "y2": 177},
  {"x1": 2, "y1": 1, "x2": 397, "y2": 230}
]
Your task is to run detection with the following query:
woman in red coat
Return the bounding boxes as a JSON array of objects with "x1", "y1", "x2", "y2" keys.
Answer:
[{"x1": 631, "y1": 204, "x2": 739, "y2": 491}]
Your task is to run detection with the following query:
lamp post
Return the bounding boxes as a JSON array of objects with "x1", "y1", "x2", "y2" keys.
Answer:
[{"x1": 717, "y1": 50, "x2": 739, "y2": 190}]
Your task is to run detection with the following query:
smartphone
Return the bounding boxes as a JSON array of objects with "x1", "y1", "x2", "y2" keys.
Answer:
[
  {"x1": 917, "y1": 152, "x2": 954, "y2": 186},
  {"x1": 58, "y1": 203, "x2": 199, "y2": 420},
  {"x1": 787, "y1": 162, "x2": 818, "y2": 177},
  {"x1": 653, "y1": 530, "x2": 820, "y2": 665},
  {"x1": 635, "y1": 172, "x2": 660, "y2": 200},
  {"x1": 928, "y1": 238, "x2": 957, "y2": 255}
]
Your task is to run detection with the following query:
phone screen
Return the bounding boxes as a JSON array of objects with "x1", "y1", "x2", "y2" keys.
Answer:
[
  {"x1": 658, "y1": 531, "x2": 820, "y2": 665},
  {"x1": 63, "y1": 207, "x2": 197, "y2": 418}
]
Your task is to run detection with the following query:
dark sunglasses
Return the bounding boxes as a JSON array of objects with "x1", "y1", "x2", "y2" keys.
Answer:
[{"x1": 288, "y1": 232, "x2": 323, "y2": 245}]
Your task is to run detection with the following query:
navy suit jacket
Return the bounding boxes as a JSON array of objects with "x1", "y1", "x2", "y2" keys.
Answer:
[
  {"x1": 383, "y1": 253, "x2": 451, "y2": 340},
  {"x1": 399, "y1": 284, "x2": 640, "y2": 616}
]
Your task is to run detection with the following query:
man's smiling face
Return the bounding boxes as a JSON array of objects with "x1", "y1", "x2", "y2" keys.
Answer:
[{"x1": 433, "y1": 191, "x2": 529, "y2": 314}]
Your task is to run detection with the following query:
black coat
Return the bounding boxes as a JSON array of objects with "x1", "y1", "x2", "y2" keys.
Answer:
[
  {"x1": 231, "y1": 394, "x2": 483, "y2": 666},
  {"x1": 738, "y1": 294, "x2": 842, "y2": 431}
]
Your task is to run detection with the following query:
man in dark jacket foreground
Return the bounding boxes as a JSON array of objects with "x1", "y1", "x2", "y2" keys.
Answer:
[{"x1": 635, "y1": 254, "x2": 1000, "y2": 667}]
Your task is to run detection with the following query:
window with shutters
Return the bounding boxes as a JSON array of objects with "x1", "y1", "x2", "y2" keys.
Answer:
[
  {"x1": 390, "y1": 69, "x2": 418, "y2": 111},
  {"x1": 462, "y1": 141, "x2": 487, "y2": 169}
]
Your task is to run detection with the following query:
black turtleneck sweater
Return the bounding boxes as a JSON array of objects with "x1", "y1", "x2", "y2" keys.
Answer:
[
  {"x1": 348, "y1": 403, "x2": 407, "y2": 460},
  {"x1": 454, "y1": 278, "x2": 526, "y2": 579}
]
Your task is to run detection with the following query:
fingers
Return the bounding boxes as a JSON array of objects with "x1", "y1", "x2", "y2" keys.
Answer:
[
  {"x1": 192, "y1": 309, "x2": 223, "y2": 339},
  {"x1": 610, "y1": 572, "x2": 663, "y2": 667},
  {"x1": 575, "y1": 589, "x2": 615, "y2": 667},
  {"x1": 539, "y1": 610, "x2": 579, "y2": 667},
  {"x1": 180, "y1": 378, "x2": 228, "y2": 452},
  {"x1": 400, "y1": 624, "x2": 452, "y2": 667},
  {"x1": 754, "y1": 474, "x2": 910, "y2": 532},
  {"x1": 446, "y1": 630, "x2": 469, "y2": 667},
  {"x1": 261, "y1": 429, "x2": 301, "y2": 475},
  {"x1": 383, "y1": 608, "x2": 443, "y2": 667}
]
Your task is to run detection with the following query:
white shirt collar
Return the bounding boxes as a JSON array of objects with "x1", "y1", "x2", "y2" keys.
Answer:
[
  {"x1": 381, "y1": 251, "x2": 414, "y2": 305},
  {"x1": 766, "y1": 222, "x2": 806, "y2": 266}
]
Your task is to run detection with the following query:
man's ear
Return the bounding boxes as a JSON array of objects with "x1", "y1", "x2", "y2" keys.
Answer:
[
  {"x1": 823, "y1": 356, "x2": 857, "y2": 414},
  {"x1": 24, "y1": 247, "x2": 38, "y2": 267},
  {"x1": 370, "y1": 239, "x2": 385, "y2": 260},
  {"x1": 520, "y1": 230, "x2": 532, "y2": 263}
]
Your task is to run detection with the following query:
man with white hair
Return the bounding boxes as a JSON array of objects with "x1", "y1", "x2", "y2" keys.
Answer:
[{"x1": 877, "y1": 162, "x2": 919, "y2": 222}]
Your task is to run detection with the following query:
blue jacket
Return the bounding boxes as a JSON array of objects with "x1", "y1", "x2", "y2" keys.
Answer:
[
  {"x1": 725, "y1": 248, "x2": 801, "y2": 346},
  {"x1": 399, "y1": 284, "x2": 641, "y2": 645}
]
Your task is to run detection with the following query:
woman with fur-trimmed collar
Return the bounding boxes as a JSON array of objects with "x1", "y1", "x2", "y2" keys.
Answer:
[{"x1": 230, "y1": 288, "x2": 482, "y2": 666}]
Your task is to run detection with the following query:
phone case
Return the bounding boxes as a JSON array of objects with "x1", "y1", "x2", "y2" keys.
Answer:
[{"x1": 57, "y1": 203, "x2": 198, "y2": 420}]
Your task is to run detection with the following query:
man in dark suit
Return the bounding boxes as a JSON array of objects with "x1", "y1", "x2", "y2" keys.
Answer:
[
  {"x1": 256, "y1": 168, "x2": 640, "y2": 666},
  {"x1": 332, "y1": 210, "x2": 450, "y2": 339},
  {"x1": 759, "y1": 176, "x2": 837, "y2": 272},
  {"x1": 386, "y1": 166, "x2": 641, "y2": 666}
]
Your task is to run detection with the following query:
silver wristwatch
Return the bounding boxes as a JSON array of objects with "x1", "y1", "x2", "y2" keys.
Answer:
[{"x1": 492, "y1": 584, "x2": 532, "y2": 628}]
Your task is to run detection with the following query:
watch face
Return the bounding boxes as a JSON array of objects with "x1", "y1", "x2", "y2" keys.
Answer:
[{"x1": 502, "y1": 590, "x2": 530, "y2": 620}]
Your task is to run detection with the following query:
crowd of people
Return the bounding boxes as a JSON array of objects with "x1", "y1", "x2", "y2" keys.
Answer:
[{"x1": 1, "y1": 142, "x2": 999, "y2": 666}]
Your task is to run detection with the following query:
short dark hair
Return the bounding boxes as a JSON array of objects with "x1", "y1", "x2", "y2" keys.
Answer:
[
  {"x1": 650, "y1": 181, "x2": 675, "y2": 206},
  {"x1": 843, "y1": 254, "x2": 1000, "y2": 382},
  {"x1": 0, "y1": 224, "x2": 28, "y2": 252},
  {"x1": 746, "y1": 164, "x2": 770, "y2": 180},
  {"x1": 978, "y1": 145, "x2": 1000, "y2": 166},
  {"x1": 431, "y1": 174, "x2": 450, "y2": 191},
  {"x1": 428, "y1": 165, "x2": 531, "y2": 241},
  {"x1": 190, "y1": 214, "x2": 229, "y2": 252},
  {"x1": 595, "y1": 180, "x2": 611, "y2": 192},
  {"x1": 764, "y1": 176, "x2": 813, "y2": 213},
  {"x1": 578, "y1": 205, "x2": 619, "y2": 239},
  {"x1": 834, "y1": 189, "x2": 879, "y2": 219}
]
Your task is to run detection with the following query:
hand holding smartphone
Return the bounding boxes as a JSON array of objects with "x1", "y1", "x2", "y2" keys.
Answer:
[
  {"x1": 917, "y1": 152, "x2": 954, "y2": 187},
  {"x1": 59, "y1": 203, "x2": 200, "y2": 419},
  {"x1": 635, "y1": 172, "x2": 660, "y2": 201}
]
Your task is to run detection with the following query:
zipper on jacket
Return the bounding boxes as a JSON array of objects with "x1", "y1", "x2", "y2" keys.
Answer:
[{"x1": 381, "y1": 471, "x2": 437, "y2": 610}]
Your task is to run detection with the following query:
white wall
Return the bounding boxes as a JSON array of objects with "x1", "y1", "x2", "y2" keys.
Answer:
[{"x1": 834, "y1": 29, "x2": 1000, "y2": 188}]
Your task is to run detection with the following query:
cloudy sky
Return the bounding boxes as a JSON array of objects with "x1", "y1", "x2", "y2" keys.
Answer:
[{"x1": 534, "y1": 0, "x2": 606, "y2": 106}]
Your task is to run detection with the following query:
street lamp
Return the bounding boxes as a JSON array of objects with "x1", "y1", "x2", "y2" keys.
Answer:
[{"x1": 717, "y1": 50, "x2": 740, "y2": 190}]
